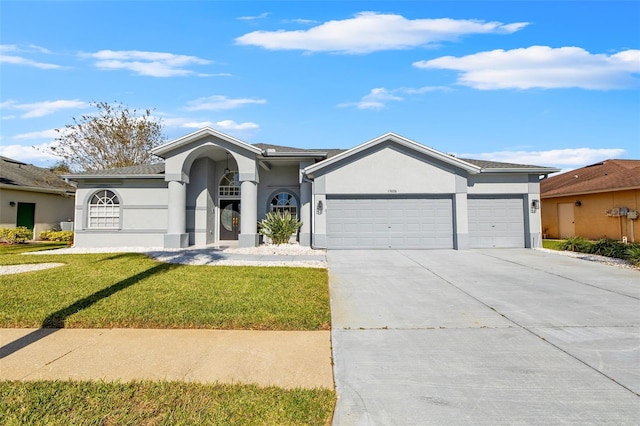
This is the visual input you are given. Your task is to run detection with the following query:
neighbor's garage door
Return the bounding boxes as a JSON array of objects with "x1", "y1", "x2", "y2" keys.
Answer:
[
  {"x1": 326, "y1": 197, "x2": 453, "y2": 249},
  {"x1": 468, "y1": 197, "x2": 525, "y2": 248}
]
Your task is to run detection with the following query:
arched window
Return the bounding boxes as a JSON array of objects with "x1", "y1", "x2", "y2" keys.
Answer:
[
  {"x1": 88, "y1": 190, "x2": 120, "y2": 228},
  {"x1": 219, "y1": 171, "x2": 240, "y2": 197},
  {"x1": 270, "y1": 191, "x2": 298, "y2": 218}
]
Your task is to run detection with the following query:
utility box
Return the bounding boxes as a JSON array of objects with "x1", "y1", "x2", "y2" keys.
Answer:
[{"x1": 60, "y1": 221, "x2": 74, "y2": 231}]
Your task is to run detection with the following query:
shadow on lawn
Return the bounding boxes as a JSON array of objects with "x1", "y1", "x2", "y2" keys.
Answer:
[{"x1": 0, "y1": 262, "x2": 177, "y2": 359}]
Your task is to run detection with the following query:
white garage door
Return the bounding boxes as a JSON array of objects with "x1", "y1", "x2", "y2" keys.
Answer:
[
  {"x1": 326, "y1": 197, "x2": 453, "y2": 249},
  {"x1": 468, "y1": 197, "x2": 525, "y2": 248}
]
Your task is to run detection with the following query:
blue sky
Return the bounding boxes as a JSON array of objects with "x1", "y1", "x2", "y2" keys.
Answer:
[{"x1": 1, "y1": 1, "x2": 638, "y2": 171}]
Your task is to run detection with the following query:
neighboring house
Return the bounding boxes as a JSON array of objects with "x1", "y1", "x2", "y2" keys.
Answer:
[
  {"x1": 0, "y1": 156, "x2": 76, "y2": 239},
  {"x1": 64, "y1": 128, "x2": 559, "y2": 249},
  {"x1": 541, "y1": 159, "x2": 640, "y2": 242}
]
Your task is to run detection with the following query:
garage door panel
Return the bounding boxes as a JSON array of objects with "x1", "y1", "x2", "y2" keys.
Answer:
[
  {"x1": 468, "y1": 198, "x2": 525, "y2": 248},
  {"x1": 327, "y1": 197, "x2": 453, "y2": 249}
]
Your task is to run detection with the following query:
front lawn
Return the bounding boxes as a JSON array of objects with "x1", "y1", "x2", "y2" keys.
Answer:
[
  {"x1": 0, "y1": 380, "x2": 335, "y2": 426},
  {"x1": 0, "y1": 244, "x2": 330, "y2": 330},
  {"x1": 542, "y1": 239, "x2": 565, "y2": 250}
]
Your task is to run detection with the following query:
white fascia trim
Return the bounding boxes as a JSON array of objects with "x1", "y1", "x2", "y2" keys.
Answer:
[
  {"x1": 0, "y1": 183, "x2": 75, "y2": 195},
  {"x1": 63, "y1": 174, "x2": 164, "y2": 180},
  {"x1": 481, "y1": 167, "x2": 561, "y2": 174},
  {"x1": 151, "y1": 127, "x2": 262, "y2": 157},
  {"x1": 542, "y1": 186, "x2": 640, "y2": 199},
  {"x1": 304, "y1": 132, "x2": 482, "y2": 177},
  {"x1": 261, "y1": 151, "x2": 327, "y2": 158}
]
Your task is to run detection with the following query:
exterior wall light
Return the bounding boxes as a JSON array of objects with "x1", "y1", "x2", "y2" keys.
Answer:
[
  {"x1": 316, "y1": 200, "x2": 324, "y2": 215},
  {"x1": 575, "y1": 200, "x2": 582, "y2": 207},
  {"x1": 224, "y1": 153, "x2": 231, "y2": 175},
  {"x1": 530, "y1": 199, "x2": 540, "y2": 213},
  {"x1": 9, "y1": 201, "x2": 16, "y2": 207}
]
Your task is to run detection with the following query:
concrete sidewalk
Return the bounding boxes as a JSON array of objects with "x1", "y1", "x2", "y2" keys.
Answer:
[{"x1": 0, "y1": 328, "x2": 333, "y2": 389}]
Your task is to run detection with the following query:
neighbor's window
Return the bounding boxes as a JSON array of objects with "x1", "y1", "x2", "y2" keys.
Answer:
[
  {"x1": 270, "y1": 192, "x2": 298, "y2": 218},
  {"x1": 219, "y1": 171, "x2": 240, "y2": 197},
  {"x1": 88, "y1": 190, "x2": 120, "y2": 228}
]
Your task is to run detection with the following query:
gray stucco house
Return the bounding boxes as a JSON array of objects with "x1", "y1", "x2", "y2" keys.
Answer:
[{"x1": 65, "y1": 128, "x2": 559, "y2": 249}]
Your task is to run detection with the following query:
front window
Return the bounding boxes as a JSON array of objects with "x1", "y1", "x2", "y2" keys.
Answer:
[
  {"x1": 219, "y1": 171, "x2": 240, "y2": 197},
  {"x1": 88, "y1": 190, "x2": 120, "y2": 228},
  {"x1": 270, "y1": 192, "x2": 298, "y2": 218}
]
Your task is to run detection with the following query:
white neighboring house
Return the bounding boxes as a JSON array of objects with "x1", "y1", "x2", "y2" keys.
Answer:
[
  {"x1": 0, "y1": 156, "x2": 76, "y2": 239},
  {"x1": 64, "y1": 128, "x2": 559, "y2": 249}
]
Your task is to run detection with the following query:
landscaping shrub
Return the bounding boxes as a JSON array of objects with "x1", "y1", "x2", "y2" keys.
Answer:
[
  {"x1": 589, "y1": 238, "x2": 628, "y2": 259},
  {"x1": 559, "y1": 236, "x2": 591, "y2": 253},
  {"x1": 625, "y1": 246, "x2": 640, "y2": 266},
  {"x1": 40, "y1": 230, "x2": 74, "y2": 243},
  {"x1": 259, "y1": 212, "x2": 302, "y2": 245},
  {"x1": 0, "y1": 226, "x2": 32, "y2": 244}
]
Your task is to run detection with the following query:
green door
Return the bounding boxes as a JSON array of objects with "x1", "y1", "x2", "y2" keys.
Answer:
[{"x1": 17, "y1": 202, "x2": 36, "y2": 232}]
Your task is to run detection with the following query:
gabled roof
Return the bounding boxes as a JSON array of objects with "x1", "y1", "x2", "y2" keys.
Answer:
[
  {"x1": 254, "y1": 143, "x2": 345, "y2": 159},
  {"x1": 541, "y1": 159, "x2": 640, "y2": 198},
  {"x1": 304, "y1": 132, "x2": 559, "y2": 176},
  {"x1": 151, "y1": 127, "x2": 262, "y2": 158},
  {"x1": 63, "y1": 163, "x2": 165, "y2": 179},
  {"x1": 0, "y1": 156, "x2": 76, "y2": 194},
  {"x1": 458, "y1": 158, "x2": 557, "y2": 172}
]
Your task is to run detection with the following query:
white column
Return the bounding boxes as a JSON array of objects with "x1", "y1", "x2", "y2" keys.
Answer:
[
  {"x1": 164, "y1": 179, "x2": 188, "y2": 248},
  {"x1": 239, "y1": 179, "x2": 258, "y2": 247},
  {"x1": 299, "y1": 180, "x2": 312, "y2": 246}
]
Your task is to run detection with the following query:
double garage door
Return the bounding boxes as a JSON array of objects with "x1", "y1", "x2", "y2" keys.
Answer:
[
  {"x1": 326, "y1": 196, "x2": 454, "y2": 249},
  {"x1": 326, "y1": 196, "x2": 525, "y2": 249}
]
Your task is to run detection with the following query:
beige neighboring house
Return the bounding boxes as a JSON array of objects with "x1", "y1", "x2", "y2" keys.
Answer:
[
  {"x1": 541, "y1": 159, "x2": 640, "y2": 242},
  {"x1": 0, "y1": 156, "x2": 76, "y2": 239}
]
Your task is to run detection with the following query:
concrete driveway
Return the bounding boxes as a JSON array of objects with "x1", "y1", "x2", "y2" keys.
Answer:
[{"x1": 328, "y1": 249, "x2": 639, "y2": 425}]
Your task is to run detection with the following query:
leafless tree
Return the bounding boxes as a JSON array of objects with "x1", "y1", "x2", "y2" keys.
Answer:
[{"x1": 51, "y1": 101, "x2": 165, "y2": 171}]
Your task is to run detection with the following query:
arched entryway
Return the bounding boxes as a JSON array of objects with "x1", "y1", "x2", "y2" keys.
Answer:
[{"x1": 150, "y1": 128, "x2": 262, "y2": 248}]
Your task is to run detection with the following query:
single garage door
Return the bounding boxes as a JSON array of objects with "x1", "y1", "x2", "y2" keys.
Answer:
[
  {"x1": 326, "y1": 196, "x2": 453, "y2": 249},
  {"x1": 468, "y1": 197, "x2": 525, "y2": 248}
]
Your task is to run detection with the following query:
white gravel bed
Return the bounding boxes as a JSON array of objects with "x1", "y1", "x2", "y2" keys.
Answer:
[
  {"x1": 535, "y1": 247, "x2": 638, "y2": 270},
  {"x1": 21, "y1": 243, "x2": 327, "y2": 269},
  {"x1": 25, "y1": 243, "x2": 325, "y2": 257},
  {"x1": 223, "y1": 243, "x2": 325, "y2": 256},
  {"x1": 25, "y1": 246, "x2": 177, "y2": 255},
  {"x1": 0, "y1": 263, "x2": 65, "y2": 275},
  {"x1": 147, "y1": 255, "x2": 327, "y2": 268}
]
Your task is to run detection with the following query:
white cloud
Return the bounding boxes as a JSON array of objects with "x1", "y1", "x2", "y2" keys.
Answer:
[
  {"x1": 338, "y1": 86, "x2": 449, "y2": 109},
  {"x1": 236, "y1": 12, "x2": 528, "y2": 54},
  {"x1": 414, "y1": 46, "x2": 640, "y2": 90},
  {"x1": 185, "y1": 95, "x2": 267, "y2": 111},
  {"x1": 83, "y1": 50, "x2": 212, "y2": 77},
  {"x1": 161, "y1": 117, "x2": 259, "y2": 131},
  {"x1": 283, "y1": 18, "x2": 319, "y2": 25},
  {"x1": 0, "y1": 44, "x2": 63, "y2": 69},
  {"x1": 13, "y1": 129, "x2": 60, "y2": 140},
  {"x1": 0, "y1": 141, "x2": 62, "y2": 165},
  {"x1": 237, "y1": 12, "x2": 271, "y2": 21},
  {"x1": 214, "y1": 120, "x2": 259, "y2": 130},
  {"x1": 0, "y1": 99, "x2": 88, "y2": 118},
  {"x1": 459, "y1": 147, "x2": 626, "y2": 171},
  {"x1": 338, "y1": 88, "x2": 403, "y2": 110}
]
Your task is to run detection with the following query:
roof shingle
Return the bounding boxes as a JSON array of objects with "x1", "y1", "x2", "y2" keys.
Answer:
[
  {"x1": 0, "y1": 157, "x2": 76, "y2": 193},
  {"x1": 541, "y1": 159, "x2": 640, "y2": 197}
]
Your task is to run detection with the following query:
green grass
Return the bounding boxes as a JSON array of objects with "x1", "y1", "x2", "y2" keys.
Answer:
[
  {"x1": 0, "y1": 244, "x2": 330, "y2": 330},
  {"x1": 0, "y1": 380, "x2": 335, "y2": 425},
  {"x1": 542, "y1": 239, "x2": 565, "y2": 250}
]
